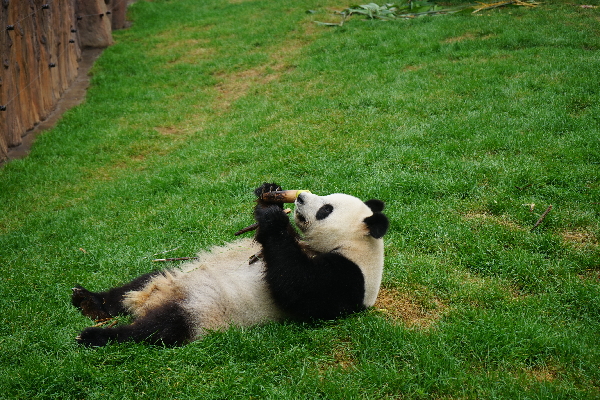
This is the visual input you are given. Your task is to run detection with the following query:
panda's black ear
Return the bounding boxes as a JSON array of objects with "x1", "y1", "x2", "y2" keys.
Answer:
[
  {"x1": 364, "y1": 212, "x2": 389, "y2": 239},
  {"x1": 365, "y1": 199, "x2": 385, "y2": 213}
]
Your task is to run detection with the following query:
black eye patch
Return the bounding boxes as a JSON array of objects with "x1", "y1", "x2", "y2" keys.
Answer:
[{"x1": 316, "y1": 204, "x2": 334, "y2": 220}]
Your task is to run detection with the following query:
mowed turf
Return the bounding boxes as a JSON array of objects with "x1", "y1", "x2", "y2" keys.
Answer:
[{"x1": 0, "y1": 0, "x2": 599, "y2": 398}]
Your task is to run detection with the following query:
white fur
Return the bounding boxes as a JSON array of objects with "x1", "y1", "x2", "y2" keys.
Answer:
[{"x1": 124, "y1": 238, "x2": 285, "y2": 338}]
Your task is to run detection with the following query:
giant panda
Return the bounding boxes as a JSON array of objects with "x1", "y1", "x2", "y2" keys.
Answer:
[{"x1": 71, "y1": 183, "x2": 389, "y2": 346}]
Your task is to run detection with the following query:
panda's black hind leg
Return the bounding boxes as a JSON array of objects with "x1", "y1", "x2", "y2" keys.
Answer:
[
  {"x1": 71, "y1": 286, "x2": 113, "y2": 320},
  {"x1": 76, "y1": 302, "x2": 192, "y2": 347},
  {"x1": 72, "y1": 271, "x2": 161, "y2": 320}
]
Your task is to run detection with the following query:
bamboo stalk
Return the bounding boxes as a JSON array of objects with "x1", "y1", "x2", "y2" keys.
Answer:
[
  {"x1": 531, "y1": 205, "x2": 553, "y2": 231},
  {"x1": 260, "y1": 190, "x2": 310, "y2": 203}
]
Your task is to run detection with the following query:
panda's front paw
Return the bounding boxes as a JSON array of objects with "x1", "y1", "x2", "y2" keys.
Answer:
[
  {"x1": 254, "y1": 182, "x2": 283, "y2": 198},
  {"x1": 76, "y1": 327, "x2": 113, "y2": 347},
  {"x1": 254, "y1": 204, "x2": 290, "y2": 232}
]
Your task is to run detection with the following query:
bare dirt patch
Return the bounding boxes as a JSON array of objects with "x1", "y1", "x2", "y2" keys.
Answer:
[
  {"x1": 155, "y1": 126, "x2": 187, "y2": 136},
  {"x1": 159, "y1": 39, "x2": 215, "y2": 65},
  {"x1": 530, "y1": 368, "x2": 557, "y2": 382},
  {"x1": 403, "y1": 64, "x2": 423, "y2": 72},
  {"x1": 321, "y1": 339, "x2": 357, "y2": 372},
  {"x1": 210, "y1": 37, "x2": 311, "y2": 111},
  {"x1": 212, "y1": 61, "x2": 295, "y2": 110},
  {"x1": 443, "y1": 33, "x2": 477, "y2": 43},
  {"x1": 562, "y1": 229, "x2": 598, "y2": 248},
  {"x1": 578, "y1": 269, "x2": 600, "y2": 282},
  {"x1": 375, "y1": 286, "x2": 448, "y2": 329},
  {"x1": 523, "y1": 363, "x2": 561, "y2": 383},
  {"x1": 210, "y1": 16, "x2": 319, "y2": 111},
  {"x1": 443, "y1": 32, "x2": 496, "y2": 43}
]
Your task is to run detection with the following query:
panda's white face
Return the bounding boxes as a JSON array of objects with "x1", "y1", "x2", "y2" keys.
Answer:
[
  {"x1": 294, "y1": 191, "x2": 387, "y2": 307},
  {"x1": 294, "y1": 192, "x2": 376, "y2": 253}
]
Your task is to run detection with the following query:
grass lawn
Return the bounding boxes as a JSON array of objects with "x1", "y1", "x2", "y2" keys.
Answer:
[{"x1": 1, "y1": 0, "x2": 599, "y2": 398}]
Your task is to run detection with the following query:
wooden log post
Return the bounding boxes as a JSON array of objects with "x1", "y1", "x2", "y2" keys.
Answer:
[
  {"x1": 75, "y1": 0, "x2": 114, "y2": 48},
  {"x1": 1, "y1": 0, "x2": 134, "y2": 163},
  {"x1": 109, "y1": 0, "x2": 130, "y2": 30}
]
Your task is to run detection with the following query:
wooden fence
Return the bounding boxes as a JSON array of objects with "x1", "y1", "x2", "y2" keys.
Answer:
[{"x1": 0, "y1": 0, "x2": 132, "y2": 163}]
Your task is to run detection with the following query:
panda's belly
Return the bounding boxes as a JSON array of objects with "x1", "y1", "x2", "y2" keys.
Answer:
[
  {"x1": 176, "y1": 239, "x2": 285, "y2": 336},
  {"x1": 180, "y1": 260, "x2": 284, "y2": 335},
  {"x1": 124, "y1": 238, "x2": 284, "y2": 339}
]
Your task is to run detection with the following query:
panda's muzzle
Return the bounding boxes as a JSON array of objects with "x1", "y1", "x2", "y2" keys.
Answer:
[
  {"x1": 294, "y1": 192, "x2": 310, "y2": 229},
  {"x1": 296, "y1": 212, "x2": 307, "y2": 224}
]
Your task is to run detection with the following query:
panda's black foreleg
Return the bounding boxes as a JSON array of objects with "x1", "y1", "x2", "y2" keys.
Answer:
[
  {"x1": 72, "y1": 271, "x2": 160, "y2": 320},
  {"x1": 76, "y1": 302, "x2": 193, "y2": 347},
  {"x1": 254, "y1": 205, "x2": 366, "y2": 321}
]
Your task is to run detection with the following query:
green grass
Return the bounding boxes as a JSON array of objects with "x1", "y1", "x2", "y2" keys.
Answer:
[{"x1": 1, "y1": 0, "x2": 599, "y2": 398}]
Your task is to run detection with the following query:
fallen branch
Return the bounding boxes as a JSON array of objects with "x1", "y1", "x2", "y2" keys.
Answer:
[
  {"x1": 235, "y1": 208, "x2": 292, "y2": 236},
  {"x1": 142, "y1": 247, "x2": 182, "y2": 260},
  {"x1": 235, "y1": 223, "x2": 259, "y2": 236},
  {"x1": 473, "y1": 0, "x2": 538, "y2": 14},
  {"x1": 515, "y1": 183, "x2": 533, "y2": 191},
  {"x1": 531, "y1": 205, "x2": 553, "y2": 231},
  {"x1": 152, "y1": 257, "x2": 199, "y2": 262},
  {"x1": 92, "y1": 318, "x2": 119, "y2": 328}
]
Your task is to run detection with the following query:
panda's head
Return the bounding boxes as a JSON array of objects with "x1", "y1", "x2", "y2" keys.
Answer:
[{"x1": 294, "y1": 192, "x2": 389, "y2": 254}]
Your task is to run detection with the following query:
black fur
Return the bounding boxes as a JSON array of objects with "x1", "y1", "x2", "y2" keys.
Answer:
[
  {"x1": 72, "y1": 271, "x2": 161, "y2": 320},
  {"x1": 316, "y1": 204, "x2": 334, "y2": 220},
  {"x1": 363, "y1": 199, "x2": 389, "y2": 239},
  {"x1": 77, "y1": 302, "x2": 192, "y2": 347},
  {"x1": 73, "y1": 271, "x2": 193, "y2": 346},
  {"x1": 254, "y1": 198, "x2": 366, "y2": 321},
  {"x1": 364, "y1": 212, "x2": 389, "y2": 239},
  {"x1": 254, "y1": 182, "x2": 283, "y2": 198},
  {"x1": 365, "y1": 199, "x2": 385, "y2": 213}
]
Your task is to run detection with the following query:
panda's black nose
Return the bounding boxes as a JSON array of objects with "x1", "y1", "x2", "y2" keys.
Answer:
[{"x1": 296, "y1": 192, "x2": 305, "y2": 205}]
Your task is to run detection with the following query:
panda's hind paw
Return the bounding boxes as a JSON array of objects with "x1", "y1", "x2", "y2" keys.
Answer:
[
  {"x1": 76, "y1": 327, "x2": 112, "y2": 347},
  {"x1": 71, "y1": 286, "x2": 90, "y2": 307},
  {"x1": 71, "y1": 287, "x2": 111, "y2": 320}
]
